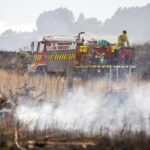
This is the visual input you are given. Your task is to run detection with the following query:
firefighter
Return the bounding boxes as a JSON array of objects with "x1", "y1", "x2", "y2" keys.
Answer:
[
  {"x1": 115, "y1": 30, "x2": 130, "y2": 50},
  {"x1": 112, "y1": 30, "x2": 130, "y2": 64}
]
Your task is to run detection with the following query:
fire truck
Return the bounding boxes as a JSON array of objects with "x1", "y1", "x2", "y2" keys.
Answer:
[{"x1": 28, "y1": 32, "x2": 136, "y2": 78}]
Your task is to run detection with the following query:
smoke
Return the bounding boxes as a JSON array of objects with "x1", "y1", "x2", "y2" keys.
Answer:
[{"x1": 15, "y1": 82, "x2": 150, "y2": 134}]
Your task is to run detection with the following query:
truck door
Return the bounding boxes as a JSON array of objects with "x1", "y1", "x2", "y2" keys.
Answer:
[{"x1": 34, "y1": 42, "x2": 48, "y2": 65}]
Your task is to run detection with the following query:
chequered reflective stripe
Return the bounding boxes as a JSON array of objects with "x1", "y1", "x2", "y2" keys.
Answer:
[
  {"x1": 48, "y1": 54, "x2": 76, "y2": 60},
  {"x1": 76, "y1": 65, "x2": 129, "y2": 69},
  {"x1": 34, "y1": 55, "x2": 42, "y2": 61}
]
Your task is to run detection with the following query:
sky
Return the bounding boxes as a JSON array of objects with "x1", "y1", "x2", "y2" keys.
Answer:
[{"x1": 0, "y1": 0, "x2": 150, "y2": 34}]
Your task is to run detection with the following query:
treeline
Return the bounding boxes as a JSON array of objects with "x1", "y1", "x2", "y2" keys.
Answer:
[{"x1": 0, "y1": 3, "x2": 150, "y2": 50}]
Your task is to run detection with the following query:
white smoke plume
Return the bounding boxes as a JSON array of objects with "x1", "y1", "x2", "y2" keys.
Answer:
[{"x1": 15, "y1": 82, "x2": 150, "y2": 134}]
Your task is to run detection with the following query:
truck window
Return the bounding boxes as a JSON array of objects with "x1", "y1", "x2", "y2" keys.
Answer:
[
  {"x1": 32, "y1": 42, "x2": 38, "y2": 52},
  {"x1": 37, "y1": 42, "x2": 46, "y2": 52},
  {"x1": 46, "y1": 43, "x2": 54, "y2": 51}
]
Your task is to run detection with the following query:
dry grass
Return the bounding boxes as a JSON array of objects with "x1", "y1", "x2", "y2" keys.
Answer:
[
  {"x1": 0, "y1": 69, "x2": 150, "y2": 149},
  {"x1": 0, "y1": 69, "x2": 121, "y2": 100}
]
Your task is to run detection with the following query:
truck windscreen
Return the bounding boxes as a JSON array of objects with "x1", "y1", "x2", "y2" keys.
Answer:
[{"x1": 37, "y1": 42, "x2": 45, "y2": 52}]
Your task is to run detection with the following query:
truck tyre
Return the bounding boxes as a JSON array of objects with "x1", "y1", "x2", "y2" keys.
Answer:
[{"x1": 36, "y1": 66, "x2": 47, "y2": 75}]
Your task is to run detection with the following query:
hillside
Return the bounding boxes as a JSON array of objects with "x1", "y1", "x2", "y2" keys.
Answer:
[
  {"x1": 0, "y1": 4, "x2": 150, "y2": 50},
  {"x1": 101, "y1": 4, "x2": 150, "y2": 41}
]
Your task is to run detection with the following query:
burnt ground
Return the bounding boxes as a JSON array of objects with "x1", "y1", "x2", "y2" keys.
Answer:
[{"x1": 1, "y1": 122, "x2": 150, "y2": 150}]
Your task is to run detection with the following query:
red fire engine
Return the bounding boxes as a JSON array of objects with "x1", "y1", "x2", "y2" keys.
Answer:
[{"x1": 28, "y1": 32, "x2": 135, "y2": 78}]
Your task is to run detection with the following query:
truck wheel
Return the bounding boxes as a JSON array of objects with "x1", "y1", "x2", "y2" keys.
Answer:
[{"x1": 36, "y1": 66, "x2": 47, "y2": 75}]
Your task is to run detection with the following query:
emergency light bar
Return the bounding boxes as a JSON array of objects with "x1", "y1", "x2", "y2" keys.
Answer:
[{"x1": 43, "y1": 35, "x2": 76, "y2": 42}]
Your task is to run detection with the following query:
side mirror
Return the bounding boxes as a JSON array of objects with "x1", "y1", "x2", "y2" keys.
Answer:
[{"x1": 31, "y1": 42, "x2": 34, "y2": 52}]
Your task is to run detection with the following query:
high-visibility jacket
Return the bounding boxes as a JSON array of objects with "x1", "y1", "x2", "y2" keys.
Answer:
[{"x1": 114, "y1": 33, "x2": 130, "y2": 50}]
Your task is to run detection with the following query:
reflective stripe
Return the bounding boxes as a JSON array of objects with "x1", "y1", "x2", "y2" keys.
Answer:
[
  {"x1": 76, "y1": 65, "x2": 129, "y2": 69},
  {"x1": 48, "y1": 54, "x2": 76, "y2": 60},
  {"x1": 34, "y1": 55, "x2": 42, "y2": 61},
  {"x1": 55, "y1": 54, "x2": 59, "y2": 60},
  {"x1": 64, "y1": 54, "x2": 67, "y2": 60},
  {"x1": 58, "y1": 54, "x2": 61, "y2": 60}
]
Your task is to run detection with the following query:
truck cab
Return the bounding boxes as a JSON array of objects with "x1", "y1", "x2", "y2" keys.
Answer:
[{"x1": 28, "y1": 35, "x2": 77, "y2": 73}]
